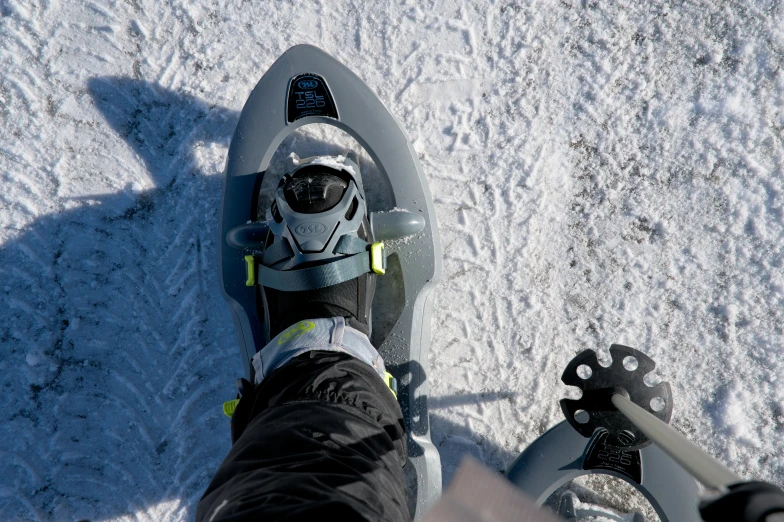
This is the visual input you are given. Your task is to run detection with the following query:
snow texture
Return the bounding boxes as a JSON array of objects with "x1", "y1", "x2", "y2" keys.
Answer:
[{"x1": 2, "y1": 0, "x2": 784, "y2": 520}]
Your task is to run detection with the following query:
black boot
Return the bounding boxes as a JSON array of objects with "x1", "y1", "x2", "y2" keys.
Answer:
[{"x1": 260, "y1": 154, "x2": 376, "y2": 340}]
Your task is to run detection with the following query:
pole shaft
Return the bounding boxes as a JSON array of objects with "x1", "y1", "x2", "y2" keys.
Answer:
[{"x1": 611, "y1": 393, "x2": 740, "y2": 489}]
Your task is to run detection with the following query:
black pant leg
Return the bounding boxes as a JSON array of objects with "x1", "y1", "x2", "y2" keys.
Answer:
[{"x1": 196, "y1": 351, "x2": 410, "y2": 522}]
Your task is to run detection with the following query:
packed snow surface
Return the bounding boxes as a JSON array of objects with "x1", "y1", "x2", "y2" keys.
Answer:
[{"x1": 2, "y1": 0, "x2": 784, "y2": 520}]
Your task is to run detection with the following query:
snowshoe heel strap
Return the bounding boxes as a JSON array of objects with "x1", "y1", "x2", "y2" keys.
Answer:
[{"x1": 333, "y1": 234, "x2": 370, "y2": 255}]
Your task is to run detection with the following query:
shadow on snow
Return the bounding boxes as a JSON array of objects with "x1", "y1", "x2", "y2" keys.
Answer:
[{"x1": 0, "y1": 76, "x2": 519, "y2": 522}]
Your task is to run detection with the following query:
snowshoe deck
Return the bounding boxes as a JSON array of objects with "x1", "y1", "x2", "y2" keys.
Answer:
[{"x1": 219, "y1": 44, "x2": 442, "y2": 517}]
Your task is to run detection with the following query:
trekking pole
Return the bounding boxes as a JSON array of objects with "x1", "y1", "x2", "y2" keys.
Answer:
[
  {"x1": 558, "y1": 344, "x2": 784, "y2": 522},
  {"x1": 611, "y1": 387, "x2": 784, "y2": 522},
  {"x1": 610, "y1": 393, "x2": 739, "y2": 490}
]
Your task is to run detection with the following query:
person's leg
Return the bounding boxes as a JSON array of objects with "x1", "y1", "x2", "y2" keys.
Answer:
[{"x1": 196, "y1": 321, "x2": 409, "y2": 522}]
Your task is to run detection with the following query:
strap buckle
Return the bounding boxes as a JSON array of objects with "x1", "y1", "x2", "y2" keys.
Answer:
[
  {"x1": 223, "y1": 399, "x2": 240, "y2": 417},
  {"x1": 244, "y1": 255, "x2": 256, "y2": 286},
  {"x1": 370, "y1": 242, "x2": 386, "y2": 275},
  {"x1": 384, "y1": 372, "x2": 398, "y2": 398}
]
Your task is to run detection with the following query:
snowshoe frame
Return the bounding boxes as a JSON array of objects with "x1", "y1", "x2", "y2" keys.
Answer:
[{"x1": 218, "y1": 45, "x2": 442, "y2": 516}]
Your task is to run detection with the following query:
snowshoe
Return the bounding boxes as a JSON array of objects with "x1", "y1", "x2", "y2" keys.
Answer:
[
  {"x1": 506, "y1": 346, "x2": 699, "y2": 521},
  {"x1": 218, "y1": 45, "x2": 442, "y2": 517}
]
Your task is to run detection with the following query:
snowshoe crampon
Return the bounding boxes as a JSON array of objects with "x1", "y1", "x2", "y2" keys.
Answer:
[{"x1": 218, "y1": 45, "x2": 442, "y2": 516}]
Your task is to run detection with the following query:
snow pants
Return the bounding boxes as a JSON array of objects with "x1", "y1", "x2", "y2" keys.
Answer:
[{"x1": 195, "y1": 350, "x2": 411, "y2": 521}]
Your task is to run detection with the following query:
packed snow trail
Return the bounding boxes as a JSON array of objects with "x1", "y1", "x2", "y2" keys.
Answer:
[{"x1": 1, "y1": 0, "x2": 783, "y2": 520}]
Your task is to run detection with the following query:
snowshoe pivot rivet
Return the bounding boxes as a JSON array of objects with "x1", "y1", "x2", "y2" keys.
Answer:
[{"x1": 560, "y1": 344, "x2": 673, "y2": 450}]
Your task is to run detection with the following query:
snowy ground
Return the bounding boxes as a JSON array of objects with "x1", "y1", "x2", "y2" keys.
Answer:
[{"x1": 2, "y1": 0, "x2": 784, "y2": 520}]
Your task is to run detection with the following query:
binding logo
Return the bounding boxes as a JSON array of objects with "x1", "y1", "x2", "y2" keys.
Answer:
[
  {"x1": 295, "y1": 222, "x2": 326, "y2": 236},
  {"x1": 297, "y1": 79, "x2": 319, "y2": 89}
]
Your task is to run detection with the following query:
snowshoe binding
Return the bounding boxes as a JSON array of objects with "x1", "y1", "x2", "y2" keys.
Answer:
[
  {"x1": 219, "y1": 45, "x2": 442, "y2": 517},
  {"x1": 246, "y1": 152, "x2": 378, "y2": 341}
]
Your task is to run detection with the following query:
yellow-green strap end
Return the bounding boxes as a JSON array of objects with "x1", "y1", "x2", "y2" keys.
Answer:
[
  {"x1": 371, "y1": 242, "x2": 386, "y2": 275},
  {"x1": 244, "y1": 255, "x2": 256, "y2": 286},
  {"x1": 384, "y1": 372, "x2": 397, "y2": 398},
  {"x1": 223, "y1": 399, "x2": 240, "y2": 418}
]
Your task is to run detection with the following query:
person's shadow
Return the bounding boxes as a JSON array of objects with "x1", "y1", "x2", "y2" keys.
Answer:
[
  {"x1": 0, "y1": 76, "x2": 518, "y2": 521},
  {"x1": 1, "y1": 77, "x2": 242, "y2": 522}
]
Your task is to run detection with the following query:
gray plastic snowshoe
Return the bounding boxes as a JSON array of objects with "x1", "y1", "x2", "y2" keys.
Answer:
[
  {"x1": 506, "y1": 346, "x2": 700, "y2": 521},
  {"x1": 218, "y1": 45, "x2": 442, "y2": 517}
]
